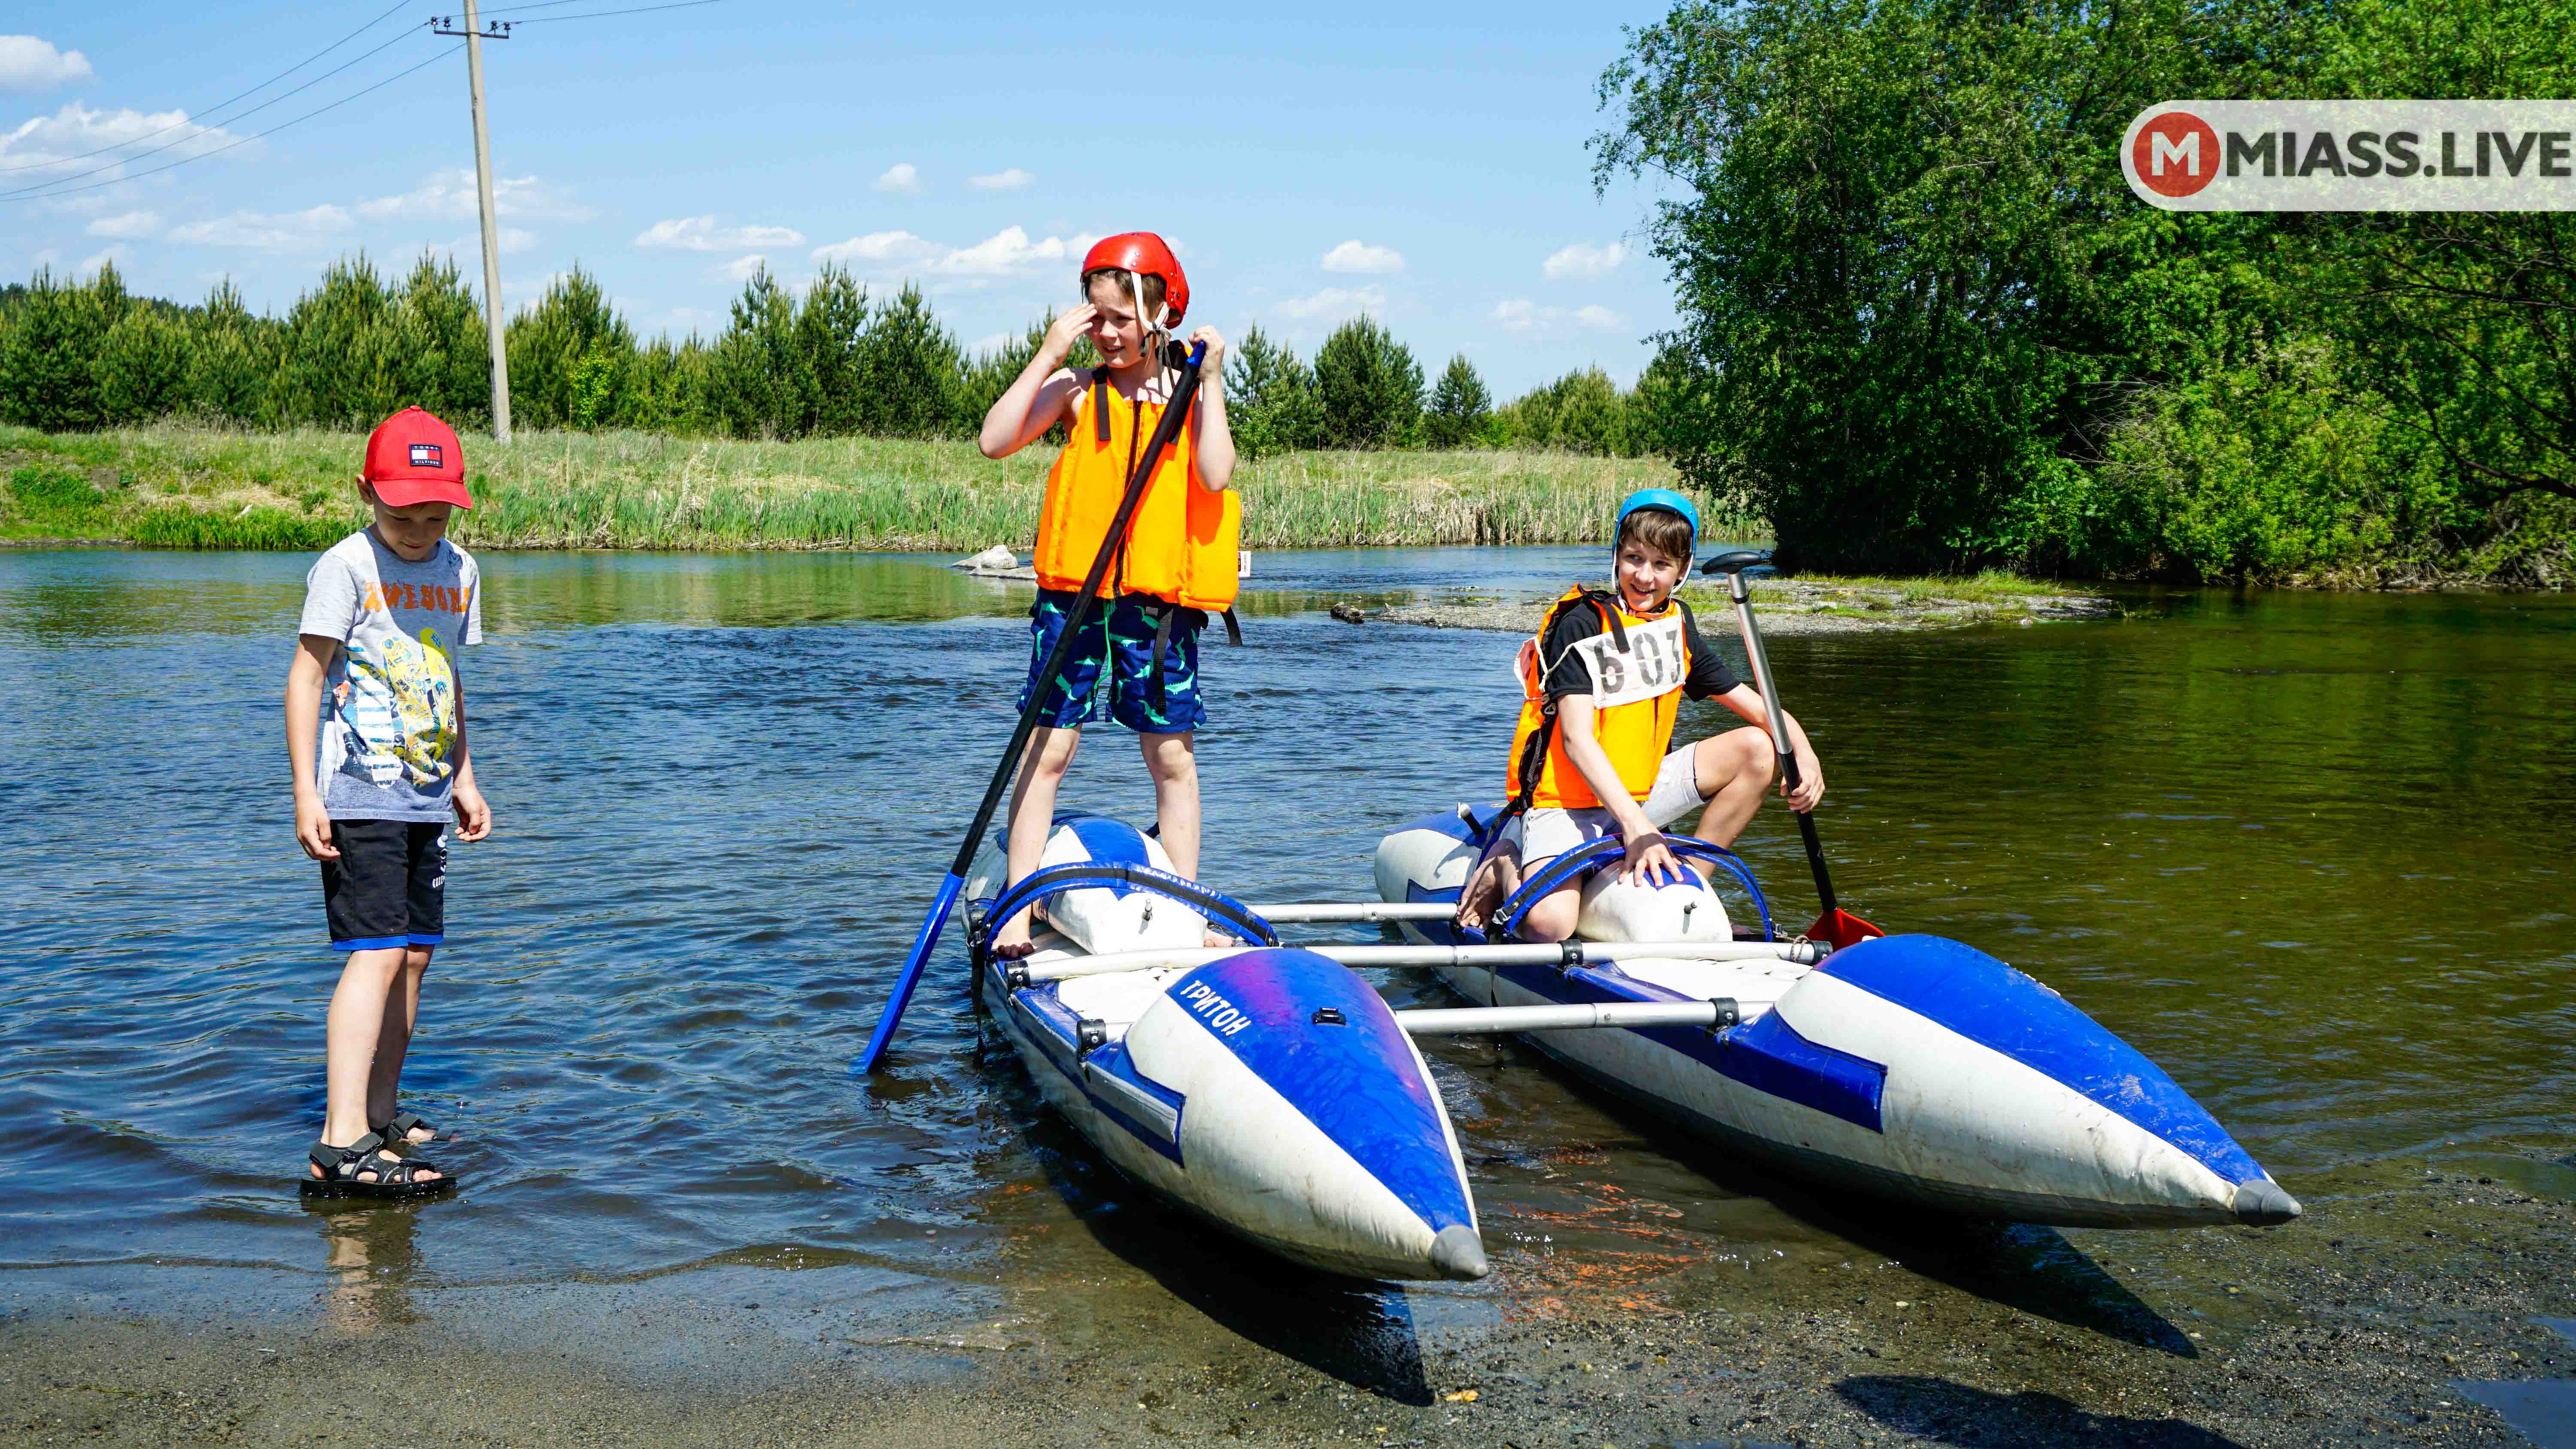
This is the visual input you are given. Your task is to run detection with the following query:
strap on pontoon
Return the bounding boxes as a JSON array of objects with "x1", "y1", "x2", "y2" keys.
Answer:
[
  {"x1": 1493, "y1": 834, "x2": 1775, "y2": 943},
  {"x1": 982, "y1": 861, "x2": 1281, "y2": 949}
]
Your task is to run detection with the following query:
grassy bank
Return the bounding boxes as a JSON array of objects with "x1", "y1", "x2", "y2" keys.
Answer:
[{"x1": 0, "y1": 423, "x2": 1712, "y2": 553}]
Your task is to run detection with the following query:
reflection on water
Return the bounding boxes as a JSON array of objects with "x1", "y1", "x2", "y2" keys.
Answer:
[{"x1": 2, "y1": 548, "x2": 2572, "y2": 1375}]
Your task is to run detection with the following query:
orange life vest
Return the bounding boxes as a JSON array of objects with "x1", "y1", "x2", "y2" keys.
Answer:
[
  {"x1": 1504, "y1": 587, "x2": 1696, "y2": 810},
  {"x1": 1033, "y1": 368, "x2": 1240, "y2": 610}
]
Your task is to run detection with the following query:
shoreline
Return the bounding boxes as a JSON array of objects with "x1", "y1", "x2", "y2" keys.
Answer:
[
  {"x1": 1365, "y1": 577, "x2": 2125, "y2": 636},
  {"x1": 6, "y1": 1146, "x2": 2569, "y2": 1446}
]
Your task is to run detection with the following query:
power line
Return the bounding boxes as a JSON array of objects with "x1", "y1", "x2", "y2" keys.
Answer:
[
  {"x1": 0, "y1": 0, "x2": 413, "y2": 177},
  {"x1": 3, "y1": 27, "x2": 427, "y2": 200},
  {"x1": 0, "y1": 44, "x2": 462, "y2": 206},
  {"x1": 513, "y1": 0, "x2": 723, "y2": 23}
]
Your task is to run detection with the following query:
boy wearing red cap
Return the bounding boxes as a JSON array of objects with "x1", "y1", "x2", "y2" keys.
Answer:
[
  {"x1": 284, "y1": 406, "x2": 491, "y2": 1197},
  {"x1": 977, "y1": 233, "x2": 1237, "y2": 958}
]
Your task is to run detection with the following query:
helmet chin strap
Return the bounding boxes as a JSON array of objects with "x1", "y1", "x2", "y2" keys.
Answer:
[{"x1": 1127, "y1": 267, "x2": 1173, "y2": 399}]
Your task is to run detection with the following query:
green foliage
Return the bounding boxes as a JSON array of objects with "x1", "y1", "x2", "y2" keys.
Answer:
[
  {"x1": 1312, "y1": 317, "x2": 1423, "y2": 449},
  {"x1": 1424, "y1": 355, "x2": 1492, "y2": 450},
  {"x1": 3, "y1": 460, "x2": 114, "y2": 537},
  {"x1": 1595, "y1": 0, "x2": 2576, "y2": 582},
  {"x1": 97, "y1": 299, "x2": 194, "y2": 422},
  {"x1": 507, "y1": 264, "x2": 630, "y2": 431},
  {"x1": 1225, "y1": 324, "x2": 1323, "y2": 461},
  {"x1": 0, "y1": 267, "x2": 118, "y2": 431},
  {"x1": 854, "y1": 283, "x2": 963, "y2": 439},
  {"x1": 1493, "y1": 368, "x2": 1644, "y2": 456}
]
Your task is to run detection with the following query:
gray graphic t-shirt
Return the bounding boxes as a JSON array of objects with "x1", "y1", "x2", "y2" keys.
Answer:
[{"x1": 298, "y1": 530, "x2": 484, "y2": 822}]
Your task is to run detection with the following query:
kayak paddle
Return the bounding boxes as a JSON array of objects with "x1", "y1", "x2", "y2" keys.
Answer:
[
  {"x1": 855, "y1": 340, "x2": 1209, "y2": 1073},
  {"x1": 1700, "y1": 549, "x2": 1885, "y2": 951}
]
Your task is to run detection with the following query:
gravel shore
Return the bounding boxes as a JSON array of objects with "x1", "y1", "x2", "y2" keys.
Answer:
[
  {"x1": 8, "y1": 1148, "x2": 2568, "y2": 1446},
  {"x1": 1369, "y1": 579, "x2": 2119, "y2": 635}
]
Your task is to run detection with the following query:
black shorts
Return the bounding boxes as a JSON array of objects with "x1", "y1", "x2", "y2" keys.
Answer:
[{"x1": 321, "y1": 819, "x2": 447, "y2": 952}]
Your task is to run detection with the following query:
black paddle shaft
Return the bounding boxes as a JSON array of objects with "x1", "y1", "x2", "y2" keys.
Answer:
[
  {"x1": 1707, "y1": 552, "x2": 1841, "y2": 916},
  {"x1": 940, "y1": 344, "x2": 1207, "y2": 882}
]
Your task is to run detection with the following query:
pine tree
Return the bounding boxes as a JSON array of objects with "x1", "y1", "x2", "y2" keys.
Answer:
[
  {"x1": 1224, "y1": 324, "x2": 1323, "y2": 460},
  {"x1": 1424, "y1": 354, "x2": 1491, "y2": 450},
  {"x1": 1312, "y1": 316, "x2": 1423, "y2": 449}
]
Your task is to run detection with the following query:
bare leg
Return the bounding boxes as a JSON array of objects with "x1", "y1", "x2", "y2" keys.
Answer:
[
  {"x1": 367, "y1": 946, "x2": 432, "y2": 1141},
  {"x1": 313, "y1": 948, "x2": 441, "y2": 1183},
  {"x1": 1516, "y1": 881, "x2": 1584, "y2": 943},
  {"x1": 1684, "y1": 727, "x2": 1779, "y2": 861},
  {"x1": 1139, "y1": 731, "x2": 1224, "y2": 945},
  {"x1": 993, "y1": 725, "x2": 1080, "y2": 957}
]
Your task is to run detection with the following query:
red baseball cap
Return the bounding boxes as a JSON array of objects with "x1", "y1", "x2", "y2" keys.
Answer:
[{"x1": 362, "y1": 406, "x2": 474, "y2": 509}]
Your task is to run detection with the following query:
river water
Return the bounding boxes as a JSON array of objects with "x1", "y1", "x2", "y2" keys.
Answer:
[{"x1": 3, "y1": 547, "x2": 2571, "y2": 1368}]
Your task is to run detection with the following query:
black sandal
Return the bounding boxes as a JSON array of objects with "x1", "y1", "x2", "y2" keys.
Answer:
[
  {"x1": 375, "y1": 1110, "x2": 448, "y2": 1145},
  {"x1": 301, "y1": 1131, "x2": 454, "y2": 1199}
]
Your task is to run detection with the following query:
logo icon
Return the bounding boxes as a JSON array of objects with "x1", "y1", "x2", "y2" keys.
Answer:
[
  {"x1": 2131, "y1": 111, "x2": 2222, "y2": 197},
  {"x1": 409, "y1": 443, "x2": 444, "y2": 469}
]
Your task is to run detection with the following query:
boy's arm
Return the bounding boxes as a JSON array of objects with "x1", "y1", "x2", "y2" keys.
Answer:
[
  {"x1": 1554, "y1": 697, "x2": 1688, "y2": 885},
  {"x1": 286, "y1": 635, "x2": 340, "y2": 861},
  {"x1": 979, "y1": 307, "x2": 1094, "y2": 459},
  {"x1": 1186, "y1": 326, "x2": 1235, "y2": 490},
  {"x1": 450, "y1": 670, "x2": 491, "y2": 842},
  {"x1": 1715, "y1": 684, "x2": 1824, "y2": 811}
]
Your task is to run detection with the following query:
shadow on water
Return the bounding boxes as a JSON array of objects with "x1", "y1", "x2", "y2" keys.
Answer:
[
  {"x1": 1835, "y1": 1375, "x2": 2250, "y2": 1448},
  {"x1": 1516, "y1": 1040, "x2": 2199, "y2": 1356},
  {"x1": 966, "y1": 1026, "x2": 1436, "y2": 1405}
]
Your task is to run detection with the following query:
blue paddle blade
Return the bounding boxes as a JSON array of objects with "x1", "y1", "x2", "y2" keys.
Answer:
[{"x1": 852, "y1": 871, "x2": 967, "y2": 1074}]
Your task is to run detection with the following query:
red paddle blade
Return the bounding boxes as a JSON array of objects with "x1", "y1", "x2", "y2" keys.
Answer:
[{"x1": 1807, "y1": 908, "x2": 1886, "y2": 951}]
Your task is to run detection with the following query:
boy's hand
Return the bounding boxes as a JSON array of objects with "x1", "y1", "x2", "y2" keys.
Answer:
[
  {"x1": 1619, "y1": 828, "x2": 1686, "y2": 888},
  {"x1": 1187, "y1": 325, "x2": 1227, "y2": 373},
  {"x1": 296, "y1": 798, "x2": 339, "y2": 861},
  {"x1": 453, "y1": 782, "x2": 492, "y2": 842},
  {"x1": 1783, "y1": 747, "x2": 1825, "y2": 813},
  {"x1": 1042, "y1": 305, "x2": 1096, "y2": 367}
]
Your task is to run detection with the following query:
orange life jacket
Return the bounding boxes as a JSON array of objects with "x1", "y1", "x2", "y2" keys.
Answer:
[
  {"x1": 1504, "y1": 586, "x2": 1695, "y2": 810},
  {"x1": 1033, "y1": 368, "x2": 1240, "y2": 611}
]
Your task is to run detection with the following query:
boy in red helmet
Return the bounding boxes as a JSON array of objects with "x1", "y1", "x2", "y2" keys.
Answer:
[
  {"x1": 285, "y1": 406, "x2": 493, "y2": 1196},
  {"x1": 977, "y1": 233, "x2": 1238, "y2": 958}
]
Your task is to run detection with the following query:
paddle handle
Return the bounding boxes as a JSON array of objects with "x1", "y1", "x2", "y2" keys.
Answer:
[
  {"x1": 854, "y1": 342, "x2": 1208, "y2": 1075},
  {"x1": 1723, "y1": 570, "x2": 1840, "y2": 915}
]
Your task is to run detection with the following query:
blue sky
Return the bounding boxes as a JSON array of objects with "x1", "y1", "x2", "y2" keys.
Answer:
[{"x1": 3, "y1": 3, "x2": 1683, "y2": 395}]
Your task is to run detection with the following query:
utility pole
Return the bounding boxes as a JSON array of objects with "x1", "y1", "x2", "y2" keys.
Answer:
[{"x1": 434, "y1": 5, "x2": 513, "y2": 443}]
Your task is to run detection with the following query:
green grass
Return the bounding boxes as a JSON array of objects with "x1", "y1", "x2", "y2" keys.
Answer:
[
  {"x1": 0, "y1": 422, "x2": 1732, "y2": 552},
  {"x1": 1764, "y1": 569, "x2": 2078, "y2": 603}
]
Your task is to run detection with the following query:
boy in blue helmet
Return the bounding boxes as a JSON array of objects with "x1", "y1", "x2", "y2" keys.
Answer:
[{"x1": 1460, "y1": 488, "x2": 1826, "y2": 943}]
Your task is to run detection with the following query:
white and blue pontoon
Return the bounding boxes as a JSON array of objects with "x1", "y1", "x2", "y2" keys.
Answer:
[
  {"x1": 1373, "y1": 808, "x2": 2302, "y2": 1229},
  {"x1": 966, "y1": 815, "x2": 1489, "y2": 1282}
]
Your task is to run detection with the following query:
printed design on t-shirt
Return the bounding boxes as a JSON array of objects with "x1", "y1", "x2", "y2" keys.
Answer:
[
  {"x1": 1570, "y1": 612, "x2": 1688, "y2": 708},
  {"x1": 332, "y1": 625, "x2": 459, "y2": 788}
]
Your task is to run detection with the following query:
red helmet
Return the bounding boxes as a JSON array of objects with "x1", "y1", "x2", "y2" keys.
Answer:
[{"x1": 1081, "y1": 231, "x2": 1188, "y2": 329}]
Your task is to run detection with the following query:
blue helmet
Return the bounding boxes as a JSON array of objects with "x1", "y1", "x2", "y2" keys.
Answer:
[{"x1": 1614, "y1": 488, "x2": 1700, "y2": 555}]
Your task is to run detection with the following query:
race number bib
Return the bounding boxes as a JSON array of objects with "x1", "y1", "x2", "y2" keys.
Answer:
[{"x1": 1571, "y1": 613, "x2": 1687, "y2": 707}]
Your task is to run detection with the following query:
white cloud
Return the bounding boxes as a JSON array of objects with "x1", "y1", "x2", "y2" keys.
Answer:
[
  {"x1": 634, "y1": 215, "x2": 805, "y2": 251},
  {"x1": 0, "y1": 36, "x2": 94, "y2": 92},
  {"x1": 166, "y1": 203, "x2": 353, "y2": 252},
  {"x1": 1543, "y1": 241, "x2": 1628, "y2": 279},
  {"x1": 809, "y1": 224, "x2": 1091, "y2": 282},
  {"x1": 358, "y1": 170, "x2": 592, "y2": 224},
  {"x1": 968, "y1": 167, "x2": 1034, "y2": 191},
  {"x1": 77, "y1": 245, "x2": 128, "y2": 275},
  {"x1": 85, "y1": 209, "x2": 161, "y2": 239},
  {"x1": 1493, "y1": 297, "x2": 1628, "y2": 334},
  {"x1": 874, "y1": 162, "x2": 921, "y2": 194},
  {"x1": 0, "y1": 102, "x2": 240, "y2": 178},
  {"x1": 721, "y1": 252, "x2": 770, "y2": 282},
  {"x1": 968, "y1": 331, "x2": 1014, "y2": 355},
  {"x1": 1321, "y1": 239, "x2": 1404, "y2": 275},
  {"x1": 1272, "y1": 286, "x2": 1388, "y2": 324}
]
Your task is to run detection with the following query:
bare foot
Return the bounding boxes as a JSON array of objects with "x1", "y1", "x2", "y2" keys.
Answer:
[
  {"x1": 990, "y1": 910, "x2": 1037, "y2": 961},
  {"x1": 1202, "y1": 928, "x2": 1234, "y2": 949}
]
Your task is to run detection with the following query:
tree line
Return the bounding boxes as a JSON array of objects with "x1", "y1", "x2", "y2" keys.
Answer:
[
  {"x1": 0, "y1": 256, "x2": 1665, "y2": 462},
  {"x1": 1598, "y1": 0, "x2": 2576, "y2": 584}
]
